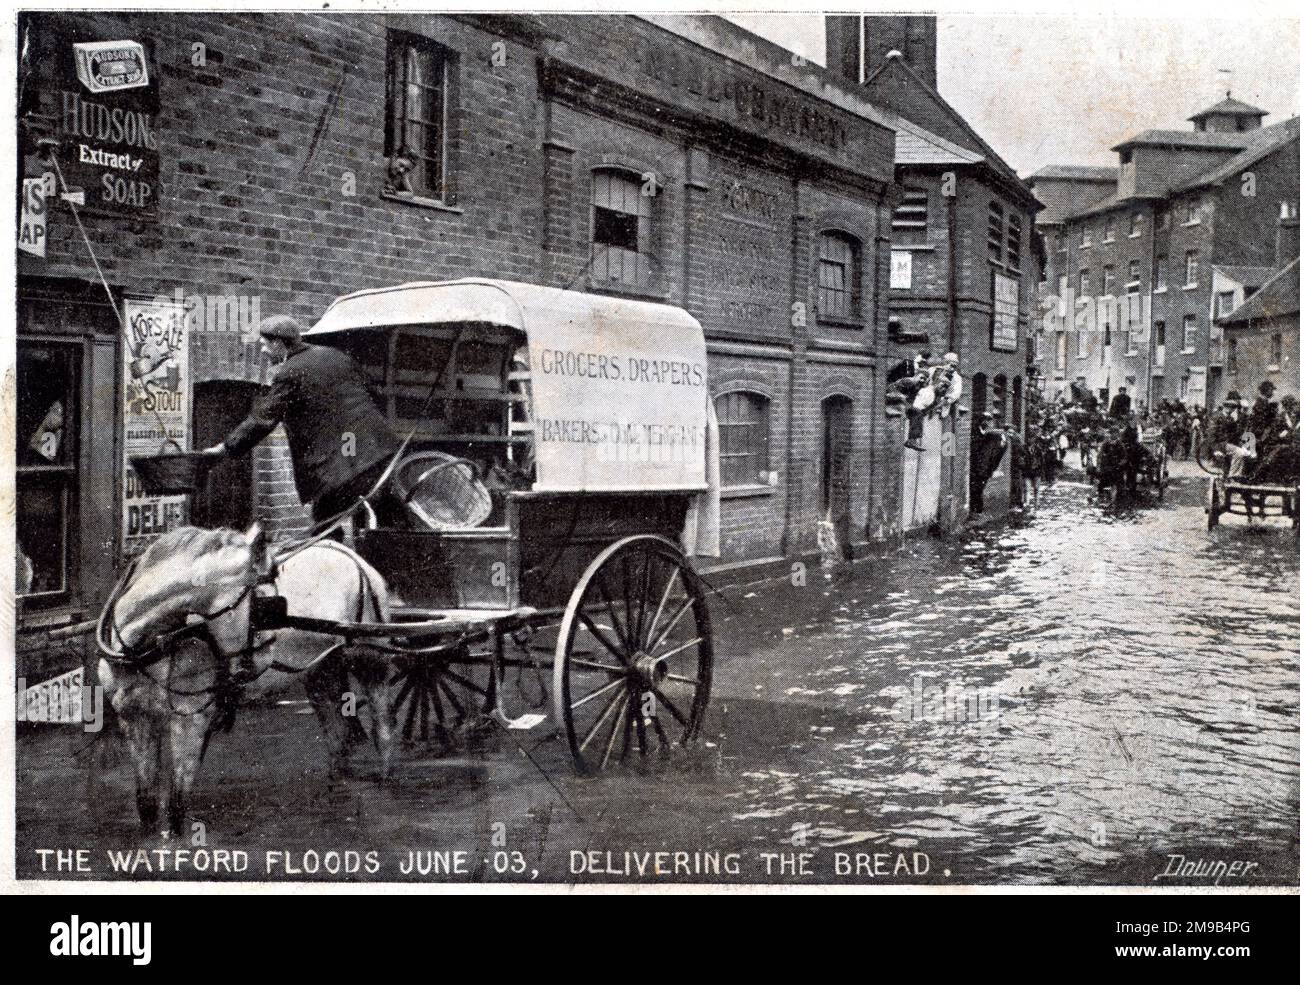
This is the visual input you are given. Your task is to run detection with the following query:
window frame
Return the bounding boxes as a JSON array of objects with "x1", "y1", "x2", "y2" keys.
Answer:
[
  {"x1": 16, "y1": 337, "x2": 83, "y2": 606},
  {"x1": 987, "y1": 201, "x2": 1004, "y2": 261},
  {"x1": 589, "y1": 167, "x2": 656, "y2": 292},
  {"x1": 1126, "y1": 259, "x2": 1141, "y2": 293},
  {"x1": 816, "y1": 229, "x2": 862, "y2": 323},
  {"x1": 384, "y1": 31, "x2": 454, "y2": 205},
  {"x1": 715, "y1": 390, "x2": 771, "y2": 491},
  {"x1": 1184, "y1": 250, "x2": 1199, "y2": 288},
  {"x1": 1182, "y1": 313, "x2": 1197, "y2": 353},
  {"x1": 891, "y1": 188, "x2": 929, "y2": 246},
  {"x1": 1007, "y1": 213, "x2": 1023, "y2": 272}
]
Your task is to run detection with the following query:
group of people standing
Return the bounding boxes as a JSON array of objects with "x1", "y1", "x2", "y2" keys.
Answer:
[{"x1": 1141, "y1": 399, "x2": 1204, "y2": 461}]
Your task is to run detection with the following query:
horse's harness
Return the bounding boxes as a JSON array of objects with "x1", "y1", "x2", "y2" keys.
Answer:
[{"x1": 96, "y1": 540, "x2": 379, "y2": 714}]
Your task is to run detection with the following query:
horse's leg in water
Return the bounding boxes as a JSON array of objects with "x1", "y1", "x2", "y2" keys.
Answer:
[
  {"x1": 166, "y1": 711, "x2": 213, "y2": 838},
  {"x1": 348, "y1": 646, "x2": 395, "y2": 781},
  {"x1": 115, "y1": 687, "x2": 163, "y2": 834},
  {"x1": 304, "y1": 657, "x2": 354, "y2": 777}
]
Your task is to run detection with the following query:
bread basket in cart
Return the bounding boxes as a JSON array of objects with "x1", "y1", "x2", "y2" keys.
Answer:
[{"x1": 392, "y1": 451, "x2": 493, "y2": 530}]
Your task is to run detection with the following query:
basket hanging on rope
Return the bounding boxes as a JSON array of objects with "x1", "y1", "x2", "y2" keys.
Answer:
[{"x1": 129, "y1": 440, "x2": 215, "y2": 496}]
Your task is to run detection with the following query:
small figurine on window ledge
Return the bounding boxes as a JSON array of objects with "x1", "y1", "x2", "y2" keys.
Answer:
[{"x1": 385, "y1": 146, "x2": 417, "y2": 195}]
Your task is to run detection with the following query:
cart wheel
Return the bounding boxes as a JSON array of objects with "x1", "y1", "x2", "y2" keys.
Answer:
[
  {"x1": 389, "y1": 646, "x2": 497, "y2": 745},
  {"x1": 553, "y1": 535, "x2": 713, "y2": 775},
  {"x1": 1206, "y1": 479, "x2": 1221, "y2": 530}
]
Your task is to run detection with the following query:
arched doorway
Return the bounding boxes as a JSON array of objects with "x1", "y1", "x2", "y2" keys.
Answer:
[
  {"x1": 191, "y1": 380, "x2": 261, "y2": 530},
  {"x1": 821, "y1": 395, "x2": 854, "y2": 554}
]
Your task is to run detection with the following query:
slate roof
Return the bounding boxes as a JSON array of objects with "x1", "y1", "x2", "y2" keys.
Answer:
[
  {"x1": 862, "y1": 53, "x2": 1037, "y2": 207},
  {"x1": 1213, "y1": 265, "x2": 1277, "y2": 291},
  {"x1": 884, "y1": 111, "x2": 985, "y2": 166},
  {"x1": 1176, "y1": 114, "x2": 1300, "y2": 191},
  {"x1": 1112, "y1": 129, "x2": 1251, "y2": 152},
  {"x1": 1189, "y1": 96, "x2": 1268, "y2": 121},
  {"x1": 1217, "y1": 255, "x2": 1300, "y2": 325},
  {"x1": 1027, "y1": 165, "x2": 1117, "y2": 182}
]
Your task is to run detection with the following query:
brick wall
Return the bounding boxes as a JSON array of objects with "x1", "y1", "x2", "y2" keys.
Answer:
[{"x1": 19, "y1": 10, "x2": 901, "y2": 624}]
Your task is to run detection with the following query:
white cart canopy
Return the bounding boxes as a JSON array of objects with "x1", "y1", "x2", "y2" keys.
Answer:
[{"x1": 308, "y1": 279, "x2": 710, "y2": 495}]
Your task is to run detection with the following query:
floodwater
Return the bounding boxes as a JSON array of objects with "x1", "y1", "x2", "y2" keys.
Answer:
[{"x1": 16, "y1": 457, "x2": 1300, "y2": 885}]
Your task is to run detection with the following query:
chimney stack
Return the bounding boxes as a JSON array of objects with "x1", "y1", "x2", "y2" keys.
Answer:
[
  {"x1": 825, "y1": 15, "x2": 861, "y2": 84},
  {"x1": 824, "y1": 15, "x2": 939, "y2": 91}
]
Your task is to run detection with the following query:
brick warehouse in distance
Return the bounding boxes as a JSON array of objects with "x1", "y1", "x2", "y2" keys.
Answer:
[
  {"x1": 1028, "y1": 95, "x2": 1300, "y2": 411},
  {"x1": 17, "y1": 11, "x2": 921, "y2": 681}
]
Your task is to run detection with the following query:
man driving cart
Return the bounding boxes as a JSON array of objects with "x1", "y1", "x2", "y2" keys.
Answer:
[{"x1": 202, "y1": 315, "x2": 403, "y2": 532}]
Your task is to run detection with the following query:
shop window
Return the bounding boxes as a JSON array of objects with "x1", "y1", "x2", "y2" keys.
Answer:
[
  {"x1": 817, "y1": 230, "x2": 861, "y2": 320},
  {"x1": 384, "y1": 32, "x2": 452, "y2": 202},
  {"x1": 590, "y1": 168, "x2": 654, "y2": 289},
  {"x1": 16, "y1": 340, "x2": 80, "y2": 601},
  {"x1": 716, "y1": 391, "x2": 770, "y2": 488}
]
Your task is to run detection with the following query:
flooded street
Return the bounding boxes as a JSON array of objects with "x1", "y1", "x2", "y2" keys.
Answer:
[{"x1": 17, "y1": 458, "x2": 1300, "y2": 885}]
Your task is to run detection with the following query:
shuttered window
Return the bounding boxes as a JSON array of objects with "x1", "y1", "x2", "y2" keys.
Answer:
[{"x1": 591, "y1": 169, "x2": 653, "y2": 289}]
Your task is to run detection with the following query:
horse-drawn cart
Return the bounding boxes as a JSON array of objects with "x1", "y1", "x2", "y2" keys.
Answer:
[
  {"x1": 1199, "y1": 438, "x2": 1300, "y2": 533},
  {"x1": 296, "y1": 279, "x2": 719, "y2": 773}
]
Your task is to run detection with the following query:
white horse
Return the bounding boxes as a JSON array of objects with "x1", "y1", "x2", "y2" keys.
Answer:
[{"x1": 98, "y1": 524, "x2": 395, "y2": 837}]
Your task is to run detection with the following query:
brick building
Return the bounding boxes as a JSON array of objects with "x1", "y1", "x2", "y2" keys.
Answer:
[
  {"x1": 1028, "y1": 95, "x2": 1300, "y2": 412},
  {"x1": 826, "y1": 15, "x2": 1041, "y2": 523},
  {"x1": 1216, "y1": 242, "x2": 1300, "y2": 402},
  {"x1": 15, "y1": 12, "x2": 901, "y2": 680}
]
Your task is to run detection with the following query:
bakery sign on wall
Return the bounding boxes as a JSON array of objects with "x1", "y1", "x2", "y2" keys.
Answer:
[{"x1": 19, "y1": 15, "x2": 160, "y2": 217}]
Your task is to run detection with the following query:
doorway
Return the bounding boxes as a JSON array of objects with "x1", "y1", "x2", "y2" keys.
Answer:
[
  {"x1": 821, "y1": 395, "x2": 854, "y2": 552},
  {"x1": 191, "y1": 380, "x2": 261, "y2": 530}
]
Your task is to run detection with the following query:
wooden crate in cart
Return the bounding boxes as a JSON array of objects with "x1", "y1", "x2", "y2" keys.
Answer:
[{"x1": 304, "y1": 280, "x2": 720, "y2": 773}]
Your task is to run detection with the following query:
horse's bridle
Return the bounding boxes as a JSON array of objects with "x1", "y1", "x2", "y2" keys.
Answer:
[{"x1": 97, "y1": 557, "x2": 270, "y2": 671}]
